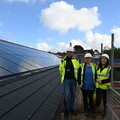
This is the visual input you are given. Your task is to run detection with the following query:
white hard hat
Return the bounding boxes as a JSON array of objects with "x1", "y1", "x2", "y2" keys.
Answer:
[
  {"x1": 101, "y1": 54, "x2": 109, "y2": 59},
  {"x1": 84, "y1": 53, "x2": 93, "y2": 58},
  {"x1": 66, "y1": 47, "x2": 74, "y2": 52}
]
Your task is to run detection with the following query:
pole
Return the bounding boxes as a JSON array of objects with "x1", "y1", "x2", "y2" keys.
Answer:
[
  {"x1": 111, "y1": 33, "x2": 114, "y2": 88},
  {"x1": 101, "y1": 43, "x2": 103, "y2": 55},
  {"x1": 70, "y1": 42, "x2": 72, "y2": 47}
]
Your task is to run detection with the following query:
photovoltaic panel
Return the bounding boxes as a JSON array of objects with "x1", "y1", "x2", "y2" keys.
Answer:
[
  {"x1": 0, "y1": 56, "x2": 28, "y2": 73},
  {"x1": 0, "y1": 40, "x2": 60, "y2": 77},
  {"x1": 0, "y1": 67, "x2": 12, "y2": 76}
]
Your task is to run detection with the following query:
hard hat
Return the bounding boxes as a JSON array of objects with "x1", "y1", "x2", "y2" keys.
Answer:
[
  {"x1": 84, "y1": 53, "x2": 93, "y2": 58},
  {"x1": 66, "y1": 47, "x2": 74, "y2": 52},
  {"x1": 101, "y1": 54, "x2": 109, "y2": 59}
]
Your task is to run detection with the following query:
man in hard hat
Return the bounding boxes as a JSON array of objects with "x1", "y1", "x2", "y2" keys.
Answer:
[{"x1": 59, "y1": 47, "x2": 79, "y2": 116}]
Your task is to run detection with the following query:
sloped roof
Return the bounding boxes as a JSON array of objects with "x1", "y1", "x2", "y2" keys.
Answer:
[
  {"x1": 0, "y1": 39, "x2": 63, "y2": 120},
  {"x1": 0, "y1": 67, "x2": 63, "y2": 120}
]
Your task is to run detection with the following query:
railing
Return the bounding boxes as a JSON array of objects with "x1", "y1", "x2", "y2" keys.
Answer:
[{"x1": 105, "y1": 85, "x2": 120, "y2": 120}]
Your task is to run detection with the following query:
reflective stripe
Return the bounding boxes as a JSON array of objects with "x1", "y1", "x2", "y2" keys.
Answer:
[
  {"x1": 74, "y1": 68, "x2": 78, "y2": 70},
  {"x1": 97, "y1": 74, "x2": 109, "y2": 77},
  {"x1": 60, "y1": 70, "x2": 63, "y2": 72}
]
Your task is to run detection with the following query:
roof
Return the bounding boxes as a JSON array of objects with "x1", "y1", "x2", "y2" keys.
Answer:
[
  {"x1": 0, "y1": 39, "x2": 63, "y2": 120},
  {"x1": 0, "y1": 67, "x2": 63, "y2": 120}
]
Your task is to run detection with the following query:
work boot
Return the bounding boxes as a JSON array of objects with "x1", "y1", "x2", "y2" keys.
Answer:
[
  {"x1": 95, "y1": 106, "x2": 100, "y2": 114},
  {"x1": 70, "y1": 109, "x2": 78, "y2": 115},
  {"x1": 90, "y1": 111, "x2": 95, "y2": 118},
  {"x1": 101, "y1": 107, "x2": 107, "y2": 116},
  {"x1": 64, "y1": 109, "x2": 69, "y2": 117},
  {"x1": 84, "y1": 109, "x2": 89, "y2": 116}
]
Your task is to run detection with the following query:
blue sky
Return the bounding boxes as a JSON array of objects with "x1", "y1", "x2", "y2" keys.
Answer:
[{"x1": 0, "y1": 0, "x2": 120, "y2": 52}]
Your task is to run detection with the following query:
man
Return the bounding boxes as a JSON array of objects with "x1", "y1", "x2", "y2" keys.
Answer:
[{"x1": 59, "y1": 47, "x2": 79, "y2": 116}]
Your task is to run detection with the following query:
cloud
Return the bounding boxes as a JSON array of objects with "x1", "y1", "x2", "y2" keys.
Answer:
[
  {"x1": 4, "y1": 0, "x2": 47, "y2": 3},
  {"x1": 83, "y1": 27, "x2": 120, "y2": 50},
  {"x1": 36, "y1": 42, "x2": 53, "y2": 52},
  {"x1": 36, "y1": 41, "x2": 68, "y2": 52},
  {"x1": 36, "y1": 32, "x2": 111, "y2": 52},
  {"x1": 111, "y1": 27, "x2": 120, "y2": 47},
  {"x1": 36, "y1": 26, "x2": 120, "y2": 52},
  {"x1": 84, "y1": 31, "x2": 111, "y2": 51},
  {"x1": 56, "y1": 32, "x2": 111, "y2": 52},
  {"x1": 40, "y1": 1, "x2": 101, "y2": 33},
  {"x1": 36, "y1": 38, "x2": 90, "y2": 53}
]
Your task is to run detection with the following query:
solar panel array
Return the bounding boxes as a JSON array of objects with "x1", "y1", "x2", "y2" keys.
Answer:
[{"x1": 0, "y1": 40, "x2": 60, "y2": 77}]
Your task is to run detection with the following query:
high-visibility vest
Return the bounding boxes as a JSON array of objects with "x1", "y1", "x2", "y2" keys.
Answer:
[
  {"x1": 59, "y1": 57, "x2": 79, "y2": 83},
  {"x1": 80, "y1": 63, "x2": 96, "y2": 86},
  {"x1": 96, "y1": 66, "x2": 111, "y2": 89}
]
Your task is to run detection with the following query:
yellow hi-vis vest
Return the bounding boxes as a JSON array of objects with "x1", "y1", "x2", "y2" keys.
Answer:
[
  {"x1": 96, "y1": 66, "x2": 111, "y2": 90},
  {"x1": 59, "y1": 57, "x2": 79, "y2": 83},
  {"x1": 81, "y1": 63, "x2": 96, "y2": 86}
]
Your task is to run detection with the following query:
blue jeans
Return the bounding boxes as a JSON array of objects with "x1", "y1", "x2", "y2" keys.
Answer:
[{"x1": 63, "y1": 79, "x2": 76, "y2": 110}]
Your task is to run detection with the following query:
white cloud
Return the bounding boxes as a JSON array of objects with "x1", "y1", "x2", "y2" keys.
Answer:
[
  {"x1": 83, "y1": 27, "x2": 120, "y2": 50},
  {"x1": 55, "y1": 42, "x2": 69, "y2": 52},
  {"x1": 36, "y1": 42, "x2": 52, "y2": 52},
  {"x1": 36, "y1": 39, "x2": 90, "y2": 53},
  {"x1": 36, "y1": 27, "x2": 120, "y2": 52},
  {"x1": 111, "y1": 27, "x2": 120, "y2": 47},
  {"x1": 36, "y1": 41, "x2": 68, "y2": 52},
  {"x1": 40, "y1": 1, "x2": 101, "y2": 33},
  {"x1": 55, "y1": 32, "x2": 111, "y2": 52},
  {"x1": 84, "y1": 31, "x2": 111, "y2": 51},
  {"x1": 36, "y1": 32, "x2": 111, "y2": 53}
]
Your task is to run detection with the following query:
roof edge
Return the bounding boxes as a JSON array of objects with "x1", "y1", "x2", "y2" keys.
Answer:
[{"x1": 0, "y1": 39, "x2": 47, "y2": 53}]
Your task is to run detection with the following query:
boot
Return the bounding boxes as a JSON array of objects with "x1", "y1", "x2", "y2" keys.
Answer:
[{"x1": 95, "y1": 106, "x2": 100, "y2": 114}]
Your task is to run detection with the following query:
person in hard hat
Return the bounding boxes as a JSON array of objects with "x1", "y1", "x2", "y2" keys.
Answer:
[
  {"x1": 59, "y1": 47, "x2": 79, "y2": 116},
  {"x1": 95, "y1": 53, "x2": 111, "y2": 115},
  {"x1": 78, "y1": 53, "x2": 97, "y2": 117}
]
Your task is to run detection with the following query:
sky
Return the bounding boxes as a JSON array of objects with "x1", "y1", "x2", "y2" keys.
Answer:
[{"x1": 0, "y1": 0, "x2": 120, "y2": 52}]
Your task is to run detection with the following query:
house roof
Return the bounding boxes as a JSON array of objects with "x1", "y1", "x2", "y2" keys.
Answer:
[
  {"x1": 0, "y1": 67, "x2": 63, "y2": 120},
  {"x1": 0, "y1": 39, "x2": 63, "y2": 120}
]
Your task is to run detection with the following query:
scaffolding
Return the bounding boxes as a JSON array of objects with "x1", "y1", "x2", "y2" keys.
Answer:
[
  {"x1": 106, "y1": 86, "x2": 120, "y2": 120},
  {"x1": 105, "y1": 33, "x2": 120, "y2": 120}
]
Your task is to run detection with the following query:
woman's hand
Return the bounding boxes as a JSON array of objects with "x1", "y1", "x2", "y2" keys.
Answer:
[
  {"x1": 96, "y1": 79, "x2": 102, "y2": 84},
  {"x1": 79, "y1": 85, "x2": 83, "y2": 88}
]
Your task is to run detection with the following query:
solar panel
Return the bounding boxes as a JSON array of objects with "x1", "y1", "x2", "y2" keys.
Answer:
[{"x1": 0, "y1": 40, "x2": 60, "y2": 77}]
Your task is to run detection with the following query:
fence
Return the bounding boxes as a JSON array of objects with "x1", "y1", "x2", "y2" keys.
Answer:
[{"x1": 106, "y1": 85, "x2": 120, "y2": 120}]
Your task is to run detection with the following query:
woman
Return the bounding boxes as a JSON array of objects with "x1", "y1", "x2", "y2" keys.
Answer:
[
  {"x1": 95, "y1": 53, "x2": 111, "y2": 115},
  {"x1": 78, "y1": 53, "x2": 96, "y2": 117}
]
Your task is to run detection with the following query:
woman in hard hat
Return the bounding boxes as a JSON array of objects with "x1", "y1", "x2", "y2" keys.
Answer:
[
  {"x1": 95, "y1": 53, "x2": 111, "y2": 115},
  {"x1": 78, "y1": 53, "x2": 96, "y2": 117}
]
